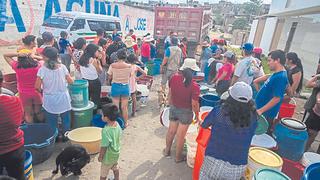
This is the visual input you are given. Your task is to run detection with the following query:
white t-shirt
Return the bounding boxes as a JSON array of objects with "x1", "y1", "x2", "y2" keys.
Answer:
[
  {"x1": 234, "y1": 56, "x2": 255, "y2": 85},
  {"x1": 37, "y1": 64, "x2": 71, "y2": 114},
  {"x1": 80, "y1": 59, "x2": 98, "y2": 80}
]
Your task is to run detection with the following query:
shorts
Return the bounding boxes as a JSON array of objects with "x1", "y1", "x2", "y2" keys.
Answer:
[
  {"x1": 305, "y1": 110, "x2": 320, "y2": 131},
  {"x1": 169, "y1": 105, "x2": 193, "y2": 125},
  {"x1": 161, "y1": 70, "x2": 176, "y2": 85},
  {"x1": 100, "y1": 162, "x2": 119, "y2": 178},
  {"x1": 19, "y1": 92, "x2": 42, "y2": 107},
  {"x1": 111, "y1": 83, "x2": 130, "y2": 97}
]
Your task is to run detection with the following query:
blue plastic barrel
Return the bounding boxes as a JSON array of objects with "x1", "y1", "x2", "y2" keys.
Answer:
[
  {"x1": 153, "y1": 61, "x2": 162, "y2": 75},
  {"x1": 68, "y1": 79, "x2": 89, "y2": 108},
  {"x1": 302, "y1": 162, "x2": 320, "y2": 180},
  {"x1": 91, "y1": 114, "x2": 125, "y2": 130},
  {"x1": 200, "y1": 94, "x2": 220, "y2": 107},
  {"x1": 24, "y1": 150, "x2": 34, "y2": 180},
  {"x1": 273, "y1": 118, "x2": 308, "y2": 161}
]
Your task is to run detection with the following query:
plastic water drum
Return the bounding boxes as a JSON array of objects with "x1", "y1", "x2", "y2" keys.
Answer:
[
  {"x1": 153, "y1": 60, "x2": 162, "y2": 75},
  {"x1": 273, "y1": 118, "x2": 308, "y2": 161},
  {"x1": 245, "y1": 147, "x2": 283, "y2": 180},
  {"x1": 200, "y1": 94, "x2": 220, "y2": 107},
  {"x1": 251, "y1": 134, "x2": 277, "y2": 150},
  {"x1": 91, "y1": 114, "x2": 125, "y2": 130},
  {"x1": 301, "y1": 152, "x2": 320, "y2": 167},
  {"x1": 302, "y1": 162, "x2": 320, "y2": 180},
  {"x1": 72, "y1": 101, "x2": 94, "y2": 128},
  {"x1": 24, "y1": 150, "x2": 34, "y2": 180},
  {"x1": 254, "y1": 168, "x2": 290, "y2": 180},
  {"x1": 68, "y1": 79, "x2": 89, "y2": 108}
]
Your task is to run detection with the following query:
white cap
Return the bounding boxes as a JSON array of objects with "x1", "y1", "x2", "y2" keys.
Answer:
[
  {"x1": 228, "y1": 82, "x2": 253, "y2": 103},
  {"x1": 179, "y1": 58, "x2": 200, "y2": 72}
]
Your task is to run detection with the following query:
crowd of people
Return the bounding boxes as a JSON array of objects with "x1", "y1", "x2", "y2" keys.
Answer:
[{"x1": 0, "y1": 26, "x2": 319, "y2": 180}]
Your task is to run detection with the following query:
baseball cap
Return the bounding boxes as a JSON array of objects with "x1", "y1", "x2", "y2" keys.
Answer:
[
  {"x1": 43, "y1": 47, "x2": 58, "y2": 59},
  {"x1": 223, "y1": 51, "x2": 235, "y2": 59},
  {"x1": 42, "y1": 32, "x2": 54, "y2": 42},
  {"x1": 253, "y1": 47, "x2": 263, "y2": 54},
  {"x1": 225, "y1": 82, "x2": 253, "y2": 103},
  {"x1": 241, "y1": 43, "x2": 254, "y2": 53}
]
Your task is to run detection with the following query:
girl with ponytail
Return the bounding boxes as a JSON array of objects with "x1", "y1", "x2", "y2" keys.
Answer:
[{"x1": 286, "y1": 52, "x2": 304, "y2": 95}]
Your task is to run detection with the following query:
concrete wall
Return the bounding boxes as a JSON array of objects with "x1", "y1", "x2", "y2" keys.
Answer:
[
  {"x1": 248, "y1": 19, "x2": 258, "y2": 43},
  {"x1": 0, "y1": 0, "x2": 154, "y2": 46},
  {"x1": 259, "y1": 17, "x2": 277, "y2": 54}
]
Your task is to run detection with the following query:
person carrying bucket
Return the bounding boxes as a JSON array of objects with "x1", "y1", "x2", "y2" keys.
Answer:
[
  {"x1": 163, "y1": 58, "x2": 200, "y2": 163},
  {"x1": 35, "y1": 47, "x2": 74, "y2": 142},
  {"x1": 254, "y1": 50, "x2": 289, "y2": 134},
  {"x1": 0, "y1": 70, "x2": 26, "y2": 180},
  {"x1": 199, "y1": 82, "x2": 257, "y2": 180}
]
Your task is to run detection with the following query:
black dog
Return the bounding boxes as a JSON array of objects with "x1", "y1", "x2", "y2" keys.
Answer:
[{"x1": 52, "y1": 145, "x2": 90, "y2": 176}]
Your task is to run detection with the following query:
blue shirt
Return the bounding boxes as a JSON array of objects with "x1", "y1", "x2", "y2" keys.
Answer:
[
  {"x1": 255, "y1": 70, "x2": 289, "y2": 119},
  {"x1": 201, "y1": 47, "x2": 213, "y2": 62},
  {"x1": 202, "y1": 106, "x2": 257, "y2": 165},
  {"x1": 165, "y1": 47, "x2": 170, "y2": 57},
  {"x1": 150, "y1": 44, "x2": 157, "y2": 59},
  {"x1": 58, "y1": 38, "x2": 71, "y2": 54}
]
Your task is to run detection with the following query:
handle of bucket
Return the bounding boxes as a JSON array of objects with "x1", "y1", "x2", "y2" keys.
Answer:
[{"x1": 64, "y1": 131, "x2": 70, "y2": 139}]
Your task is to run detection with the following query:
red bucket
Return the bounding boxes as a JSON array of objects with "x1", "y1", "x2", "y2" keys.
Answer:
[{"x1": 278, "y1": 99, "x2": 296, "y2": 119}]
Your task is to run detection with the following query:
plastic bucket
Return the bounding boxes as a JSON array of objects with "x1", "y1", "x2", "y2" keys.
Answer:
[
  {"x1": 21, "y1": 124, "x2": 58, "y2": 165},
  {"x1": 282, "y1": 158, "x2": 305, "y2": 180},
  {"x1": 253, "y1": 168, "x2": 290, "y2": 180},
  {"x1": 302, "y1": 162, "x2": 320, "y2": 180},
  {"x1": 301, "y1": 152, "x2": 320, "y2": 167},
  {"x1": 24, "y1": 150, "x2": 34, "y2": 180},
  {"x1": 91, "y1": 114, "x2": 125, "y2": 130},
  {"x1": 251, "y1": 134, "x2": 277, "y2": 150},
  {"x1": 200, "y1": 94, "x2": 220, "y2": 107},
  {"x1": 68, "y1": 79, "x2": 89, "y2": 108},
  {"x1": 72, "y1": 101, "x2": 94, "y2": 128},
  {"x1": 146, "y1": 62, "x2": 154, "y2": 76},
  {"x1": 245, "y1": 147, "x2": 283, "y2": 180},
  {"x1": 278, "y1": 99, "x2": 296, "y2": 119}
]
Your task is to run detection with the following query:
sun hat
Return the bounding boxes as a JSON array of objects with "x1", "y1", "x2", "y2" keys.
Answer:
[
  {"x1": 241, "y1": 43, "x2": 254, "y2": 53},
  {"x1": 143, "y1": 36, "x2": 154, "y2": 42},
  {"x1": 180, "y1": 58, "x2": 200, "y2": 72},
  {"x1": 222, "y1": 82, "x2": 253, "y2": 103},
  {"x1": 253, "y1": 47, "x2": 263, "y2": 54},
  {"x1": 124, "y1": 36, "x2": 136, "y2": 48},
  {"x1": 223, "y1": 51, "x2": 235, "y2": 59}
]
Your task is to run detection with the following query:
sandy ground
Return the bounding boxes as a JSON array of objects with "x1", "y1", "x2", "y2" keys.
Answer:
[{"x1": 1, "y1": 45, "x2": 319, "y2": 180}]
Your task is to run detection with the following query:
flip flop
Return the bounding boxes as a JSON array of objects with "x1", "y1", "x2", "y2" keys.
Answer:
[
  {"x1": 162, "y1": 148, "x2": 171, "y2": 157},
  {"x1": 175, "y1": 156, "x2": 187, "y2": 163}
]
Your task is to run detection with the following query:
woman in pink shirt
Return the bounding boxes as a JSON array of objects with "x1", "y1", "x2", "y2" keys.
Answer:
[
  {"x1": 3, "y1": 52, "x2": 43, "y2": 123},
  {"x1": 212, "y1": 51, "x2": 235, "y2": 96}
]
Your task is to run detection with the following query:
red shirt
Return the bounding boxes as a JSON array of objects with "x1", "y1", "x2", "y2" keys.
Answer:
[
  {"x1": 217, "y1": 63, "x2": 234, "y2": 81},
  {"x1": 169, "y1": 73, "x2": 200, "y2": 109},
  {"x1": 133, "y1": 44, "x2": 139, "y2": 54},
  {"x1": 0, "y1": 95, "x2": 24, "y2": 155},
  {"x1": 141, "y1": 42, "x2": 150, "y2": 58}
]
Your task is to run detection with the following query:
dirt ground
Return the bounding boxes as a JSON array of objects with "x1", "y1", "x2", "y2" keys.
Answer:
[{"x1": 1, "y1": 45, "x2": 319, "y2": 180}]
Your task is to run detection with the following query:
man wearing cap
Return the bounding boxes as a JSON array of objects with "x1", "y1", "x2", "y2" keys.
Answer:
[
  {"x1": 161, "y1": 36, "x2": 182, "y2": 91},
  {"x1": 0, "y1": 70, "x2": 25, "y2": 180},
  {"x1": 231, "y1": 42, "x2": 255, "y2": 86},
  {"x1": 254, "y1": 50, "x2": 289, "y2": 133}
]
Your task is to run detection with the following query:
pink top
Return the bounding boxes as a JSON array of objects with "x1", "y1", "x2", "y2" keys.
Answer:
[
  {"x1": 217, "y1": 63, "x2": 234, "y2": 81},
  {"x1": 141, "y1": 42, "x2": 151, "y2": 58},
  {"x1": 11, "y1": 61, "x2": 43, "y2": 94}
]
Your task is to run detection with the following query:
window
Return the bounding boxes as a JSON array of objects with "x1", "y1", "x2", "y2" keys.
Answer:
[
  {"x1": 179, "y1": 12, "x2": 188, "y2": 19},
  {"x1": 87, "y1": 20, "x2": 121, "y2": 31},
  {"x1": 42, "y1": 16, "x2": 73, "y2": 29},
  {"x1": 70, "y1": 19, "x2": 85, "y2": 31}
]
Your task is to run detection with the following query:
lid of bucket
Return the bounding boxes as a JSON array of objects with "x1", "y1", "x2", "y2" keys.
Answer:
[
  {"x1": 72, "y1": 101, "x2": 95, "y2": 111},
  {"x1": 249, "y1": 147, "x2": 283, "y2": 167},
  {"x1": 281, "y1": 118, "x2": 306, "y2": 130},
  {"x1": 254, "y1": 168, "x2": 290, "y2": 180},
  {"x1": 302, "y1": 152, "x2": 320, "y2": 167},
  {"x1": 251, "y1": 134, "x2": 277, "y2": 149},
  {"x1": 200, "y1": 106, "x2": 213, "y2": 112},
  {"x1": 255, "y1": 115, "x2": 269, "y2": 135}
]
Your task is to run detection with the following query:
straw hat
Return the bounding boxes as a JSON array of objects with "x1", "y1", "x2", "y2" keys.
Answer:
[
  {"x1": 124, "y1": 36, "x2": 136, "y2": 48},
  {"x1": 180, "y1": 58, "x2": 200, "y2": 72},
  {"x1": 143, "y1": 36, "x2": 154, "y2": 42}
]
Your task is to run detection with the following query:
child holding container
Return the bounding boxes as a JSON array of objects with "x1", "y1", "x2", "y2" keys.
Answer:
[
  {"x1": 35, "y1": 47, "x2": 74, "y2": 141},
  {"x1": 99, "y1": 103, "x2": 122, "y2": 180}
]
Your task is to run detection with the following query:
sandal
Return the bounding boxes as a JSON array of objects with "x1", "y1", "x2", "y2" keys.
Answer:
[
  {"x1": 162, "y1": 148, "x2": 171, "y2": 157},
  {"x1": 175, "y1": 156, "x2": 187, "y2": 163}
]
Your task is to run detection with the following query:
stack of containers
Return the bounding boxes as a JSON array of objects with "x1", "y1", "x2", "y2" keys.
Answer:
[{"x1": 68, "y1": 80, "x2": 94, "y2": 128}]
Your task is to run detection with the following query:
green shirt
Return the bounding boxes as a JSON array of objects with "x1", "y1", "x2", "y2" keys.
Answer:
[{"x1": 101, "y1": 123, "x2": 122, "y2": 165}]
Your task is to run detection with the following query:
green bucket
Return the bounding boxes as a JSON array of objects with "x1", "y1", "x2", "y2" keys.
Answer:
[
  {"x1": 68, "y1": 80, "x2": 89, "y2": 108},
  {"x1": 72, "y1": 101, "x2": 94, "y2": 128},
  {"x1": 146, "y1": 62, "x2": 154, "y2": 76},
  {"x1": 254, "y1": 168, "x2": 290, "y2": 180}
]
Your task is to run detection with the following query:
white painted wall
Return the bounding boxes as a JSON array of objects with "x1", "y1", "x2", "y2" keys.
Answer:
[
  {"x1": 259, "y1": 17, "x2": 277, "y2": 54},
  {"x1": 269, "y1": 0, "x2": 287, "y2": 13},
  {"x1": 248, "y1": 19, "x2": 258, "y2": 43}
]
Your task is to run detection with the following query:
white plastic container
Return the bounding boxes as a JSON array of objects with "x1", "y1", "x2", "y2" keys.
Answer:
[{"x1": 301, "y1": 152, "x2": 320, "y2": 167}]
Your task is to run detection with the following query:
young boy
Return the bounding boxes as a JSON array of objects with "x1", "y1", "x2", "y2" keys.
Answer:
[
  {"x1": 99, "y1": 103, "x2": 122, "y2": 180},
  {"x1": 59, "y1": 31, "x2": 72, "y2": 72}
]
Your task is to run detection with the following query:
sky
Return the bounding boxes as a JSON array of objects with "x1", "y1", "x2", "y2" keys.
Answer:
[{"x1": 120, "y1": 0, "x2": 272, "y2": 4}]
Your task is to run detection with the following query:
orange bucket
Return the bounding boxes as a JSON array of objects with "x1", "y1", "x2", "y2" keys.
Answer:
[{"x1": 193, "y1": 127, "x2": 211, "y2": 180}]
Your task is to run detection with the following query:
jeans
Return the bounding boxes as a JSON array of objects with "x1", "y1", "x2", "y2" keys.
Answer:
[
  {"x1": 45, "y1": 110, "x2": 71, "y2": 135},
  {"x1": 0, "y1": 146, "x2": 25, "y2": 180}
]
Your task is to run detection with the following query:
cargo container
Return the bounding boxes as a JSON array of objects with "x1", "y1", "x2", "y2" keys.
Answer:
[{"x1": 154, "y1": 6, "x2": 212, "y2": 56}]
